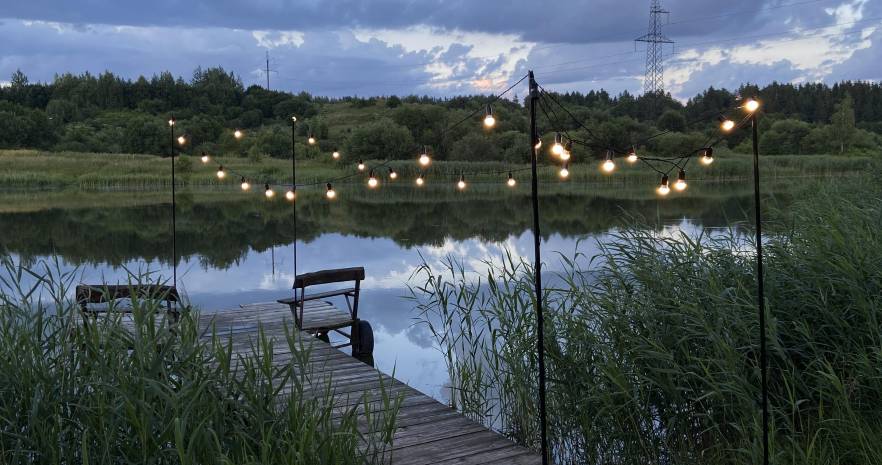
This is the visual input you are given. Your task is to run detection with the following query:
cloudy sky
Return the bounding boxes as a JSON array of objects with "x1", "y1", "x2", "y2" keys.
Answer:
[{"x1": 1, "y1": 0, "x2": 880, "y2": 100}]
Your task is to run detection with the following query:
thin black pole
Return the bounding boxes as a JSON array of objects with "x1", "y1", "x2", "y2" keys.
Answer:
[
  {"x1": 528, "y1": 70, "x2": 549, "y2": 465},
  {"x1": 291, "y1": 117, "x2": 298, "y2": 284},
  {"x1": 751, "y1": 112, "x2": 769, "y2": 465},
  {"x1": 170, "y1": 118, "x2": 177, "y2": 288}
]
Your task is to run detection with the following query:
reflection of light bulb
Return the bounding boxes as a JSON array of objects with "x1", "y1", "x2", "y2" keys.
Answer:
[
  {"x1": 368, "y1": 171, "x2": 378, "y2": 188},
  {"x1": 201, "y1": 153, "x2": 210, "y2": 163},
  {"x1": 559, "y1": 164, "x2": 570, "y2": 179},
  {"x1": 674, "y1": 169, "x2": 687, "y2": 191},
  {"x1": 627, "y1": 147, "x2": 638, "y2": 164},
  {"x1": 419, "y1": 152, "x2": 430, "y2": 166},
  {"x1": 415, "y1": 174, "x2": 424, "y2": 186},
  {"x1": 389, "y1": 168, "x2": 398, "y2": 179},
  {"x1": 744, "y1": 99, "x2": 760, "y2": 113},
  {"x1": 560, "y1": 150, "x2": 571, "y2": 161},
  {"x1": 534, "y1": 138, "x2": 542, "y2": 150},
  {"x1": 357, "y1": 161, "x2": 365, "y2": 171},
  {"x1": 507, "y1": 173, "x2": 516, "y2": 187},
  {"x1": 326, "y1": 183, "x2": 336, "y2": 199},
  {"x1": 657, "y1": 175, "x2": 670, "y2": 196},
  {"x1": 457, "y1": 175, "x2": 466, "y2": 190},
  {"x1": 234, "y1": 129, "x2": 243, "y2": 139},
  {"x1": 701, "y1": 147, "x2": 714, "y2": 165},
  {"x1": 264, "y1": 184, "x2": 274, "y2": 198},
  {"x1": 177, "y1": 135, "x2": 186, "y2": 145},
  {"x1": 216, "y1": 166, "x2": 226, "y2": 179},
  {"x1": 308, "y1": 136, "x2": 316, "y2": 145},
  {"x1": 285, "y1": 190, "x2": 295, "y2": 201},
  {"x1": 332, "y1": 150, "x2": 340, "y2": 159},
  {"x1": 240, "y1": 178, "x2": 250, "y2": 191}
]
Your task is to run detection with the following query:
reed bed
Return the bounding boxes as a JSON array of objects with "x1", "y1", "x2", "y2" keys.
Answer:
[
  {"x1": 410, "y1": 179, "x2": 882, "y2": 464},
  {"x1": 0, "y1": 258, "x2": 400, "y2": 464}
]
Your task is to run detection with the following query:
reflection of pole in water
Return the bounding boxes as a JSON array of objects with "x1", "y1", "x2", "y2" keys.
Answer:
[{"x1": 271, "y1": 245, "x2": 275, "y2": 276}]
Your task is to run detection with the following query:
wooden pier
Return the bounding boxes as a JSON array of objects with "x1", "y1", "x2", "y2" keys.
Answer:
[{"x1": 201, "y1": 301, "x2": 541, "y2": 465}]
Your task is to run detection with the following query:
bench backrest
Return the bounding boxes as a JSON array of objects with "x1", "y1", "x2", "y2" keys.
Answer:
[
  {"x1": 76, "y1": 284, "x2": 180, "y2": 311},
  {"x1": 293, "y1": 267, "x2": 365, "y2": 289}
]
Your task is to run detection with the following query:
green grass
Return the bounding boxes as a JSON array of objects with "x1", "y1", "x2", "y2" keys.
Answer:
[
  {"x1": 410, "y1": 177, "x2": 882, "y2": 464},
  {"x1": 1, "y1": 149, "x2": 876, "y2": 191},
  {"x1": 0, "y1": 259, "x2": 401, "y2": 464}
]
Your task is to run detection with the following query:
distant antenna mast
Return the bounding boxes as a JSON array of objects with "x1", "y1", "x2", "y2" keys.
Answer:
[
  {"x1": 635, "y1": 0, "x2": 674, "y2": 95},
  {"x1": 265, "y1": 51, "x2": 271, "y2": 90}
]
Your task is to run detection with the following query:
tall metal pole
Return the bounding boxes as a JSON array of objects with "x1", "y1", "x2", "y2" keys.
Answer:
[
  {"x1": 291, "y1": 117, "x2": 298, "y2": 283},
  {"x1": 751, "y1": 112, "x2": 769, "y2": 465},
  {"x1": 170, "y1": 118, "x2": 177, "y2": 288},
  {"x1": 528, "y1": 70, "x2": 549, "y2": 465}
]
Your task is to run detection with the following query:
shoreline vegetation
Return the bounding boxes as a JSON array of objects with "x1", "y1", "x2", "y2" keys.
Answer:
[
  {"x1": 410, "y1": 178, "x2": 882, "y2": 464},
  {"x1": 1, "y1": 149, "x2": 876, "y2": 191}
]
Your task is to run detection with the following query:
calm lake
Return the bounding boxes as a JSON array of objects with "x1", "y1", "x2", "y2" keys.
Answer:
[{"x1": 0, "y1": 181, "x2": 784, "y2": 402}]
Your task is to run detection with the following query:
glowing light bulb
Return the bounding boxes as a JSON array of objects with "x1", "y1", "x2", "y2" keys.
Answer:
[
  {"x1": 560, "y1": 141, "x2": 573, "y2": 161},
  {"x1": 744, "y1": 98, "x2": 760, "y2": 113},
  {"x1": 601, "y1": 151, "x2": 615, "y2": 173},
  {"x1": 291, "y1": 116, "x2": 297, "y2": 122},
  {"x1": 308, "y1": 135, "x2": 316, "y2": 145},
  {"x1": 507, "y1": 172, "x2": 516, "y2": 187},
  {"x1": 719, "y1": 116, "x2": 735, "y2": 132},
  {"x1": 216, "y1": 166, "x2": 226, "y2": 179},
  {"x1": 233, "y1": 129, "x2": 243, "y2": 140},
  {"x1": 201, "y1": 152, "x2": 210, "y2": 163},
  {"x1": 326, "y1": 183, "x2": 336, "y2": 199},
  {"x1": 415, "y1": 174, "x2": 425, "y2": 186},
  {"x1": 240, "y1": 177, "x2": 250, "y2": 191},
  {"x1": 368, "y1": 170, "x2": 379, "y2": 188},
  {"x1": 701, "y1": 147, "x2": 714, "y2": 166},
  {"x1": 357, "y1": 160, "x2": 365, "y2": 171},
  {"x1": 551, "y1": 133, "x2": 564, "y2": 156},
  {"x1": 674, "y1": 169, "x2": 687, "y2": 191},
  {"x1": 483, "y1": 105, "x2": 495, "y2": 128},
  {"x1": 389, "y1": 168, "x2": 398, "y2": 180},
  {"x1": 285, "y1": 189, "x2": 296, "y2": 201},
  {"x1": 534, "y1": 138, "x2": 542, "y2": 150},
  {"x1": 559, "y1": 163, "x2": 570, "y2": 179},
  {"x1": 168, "y1": 118, "x2": 175, "y2": 127},
  {"x1": 457, "y1": 175, "x2": 466, "y2": 190},
  {"x1": 657, "y1": 175, "x2": 670, "y2": 196},
  {"x1": 177, "y1": 135, "x2": 186, "y2": 145},
  {"x1": 332, "y1": 150, "x2": 340, "y2": 159},
  {"x1": 419, "y1": 146, "x2": 431, "y2": 166},
  {"x1": 627, "y1": 147, "x2": 638, "y2": 164},
  {"x1": 264, "y1": 184, "x2": 275, "y2": 198}
]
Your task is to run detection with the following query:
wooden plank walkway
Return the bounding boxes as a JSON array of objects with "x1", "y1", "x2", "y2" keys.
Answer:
[{"x1": 201, "y1": 301, "x2": 541, "y2": 465}]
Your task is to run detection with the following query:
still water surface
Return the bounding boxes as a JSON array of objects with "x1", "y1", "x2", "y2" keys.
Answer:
[{"x1": 1, "y1": 183, "x2": 770, "y2": 401}]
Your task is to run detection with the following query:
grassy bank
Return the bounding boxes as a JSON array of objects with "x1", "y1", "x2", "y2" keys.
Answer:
[
  {"x1": 1, "y1": 149, "x2": 876, "y2": 191},
  {"x1": 411, "y1": 178, "x2": 882, "y2": 464},
  {"x1": 0, "y1": 260, "x2": 399, "y2": 463}
]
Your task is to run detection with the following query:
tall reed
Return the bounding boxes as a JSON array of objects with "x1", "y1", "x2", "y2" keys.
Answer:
[
  {"x1": 0, "y1": 257, "x2": 400, "y2": 464},
  {"x1": 411, "y1": 180, "x2": 882, "y2": 464}
]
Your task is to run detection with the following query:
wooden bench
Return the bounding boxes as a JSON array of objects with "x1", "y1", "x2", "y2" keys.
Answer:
[
  {"x1": 76, "y1": 284, "x2": 181, "y2": 325},
  {"x1": 277, "y1": 267, "x2": 373, "y2": 364}
]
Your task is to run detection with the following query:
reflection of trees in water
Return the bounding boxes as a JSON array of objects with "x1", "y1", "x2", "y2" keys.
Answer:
[{"x1": 1, "y1": 186, "x2": 768, "y2": 268}]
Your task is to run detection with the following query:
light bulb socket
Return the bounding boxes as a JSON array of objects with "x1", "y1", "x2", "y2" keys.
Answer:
[
  {"x1": 555, "y1": 133, "x2": 562, "y2": 144},
  {"x1": 660, "y1": 174, "x2": 669, "y2": 187},
  {"x1": 678, "y1": 169, "x2": 686, "y2": 181},
  {"x1": 704, "y1": 147, "x2": 714, "y2": 157},
  {"x1": 565, "y1": 141, "x2": 573, "y2": 152},
  {"x1": 605, "y1": 150, "x2": 613, "y2": 161},
  {"x1": 485, "y1": 104, "x2": 492, "y2": 116}
]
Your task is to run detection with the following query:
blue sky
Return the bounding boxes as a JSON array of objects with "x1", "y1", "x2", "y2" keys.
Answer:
[{"x1": 1, "y1": 0, "x2": 879, "y2": 99}]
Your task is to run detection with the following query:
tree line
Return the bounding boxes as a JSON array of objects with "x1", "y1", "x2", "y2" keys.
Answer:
[{"x1": 0, "y1": 67, "x2": 879, "y2": 161}]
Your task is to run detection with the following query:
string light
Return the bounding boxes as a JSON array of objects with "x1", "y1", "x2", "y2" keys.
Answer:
[
  {"x1": 483, "y1": 104, "x2": 496, "y2": 128},
  {"x1": 240, "y1": 177, "x2": 250, "y2": 191},
  {"x1": 559, "y1": 162, "x2": 570, "y2": 179},
  {"x1": 326, "y1": 183, "x2": 336, "y2": 199},
  {"x1": 264, "y1": 184, "x2": 275, "y2": 198},
  {"x1": 332, "y1": 149, "x2": 340, "y2": 160},
  {"x1": 419, "y1": 146, "x2": 431, "y2": 166},
  {"x1": 744, "y1": 98, "x2": 760, "y2": 113},
  {"x1": 457, "y1": 174, "x2": 467, "y2": 190},
  {"x1": 389, "y1": 168, "x2": 398, "y2": 179},
  {"x1": 216, "y1": 165, "x2": 226, "y2": 180},
  {"x1": 415, "y1": 173, "x2": 425, "y2": 186},
  {"x1": 507, "y1": 172, "x2": 516, "y2": 187},
  {"x1": 701, "y1": 147, "x2": 714, "y2": 165},
  {"x1": 627, "y1": 147, "x2": 638, "y2": 164},
  {"x1": 308, "y1": 134, "x2": 316, "y2": 145},
  {"x1": 234, "y1": 129, "x2": 243, "y2": 140},
  {"x1": 601, "y1": 150, "x2": 615, "y2": 173},
  {"x1": 357, "y1": 160, "x2": 366, "y2": 171},
  {"x1": 368, "y1": 170, "x2": 379, "y2": 188},
  {"x1": 177, "y1": 135, "x2": 186, "y2": 146},
  {"x1": 674, "y1": 169, "x2": 687, "y2": 191},
  {"x1": 286, "y1": 189, "x2": 296, "y2": 201},
  {"x1": 551, "y1": 133, "x2": 564, "y2": 156},
  {"x1": 657, "y1": 175, "x2": 670, "y2": 196},
  {"x1": 719, "y1": 116, "x2": 735, "y2": 132},
  {"x1": 201, "y1": 152, "x2": 210, "y2": 164}
]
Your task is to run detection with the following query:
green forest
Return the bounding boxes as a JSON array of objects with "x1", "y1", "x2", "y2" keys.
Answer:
[{"x1": 1, "y1": 67, "x2": 880, "y2": 162}]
